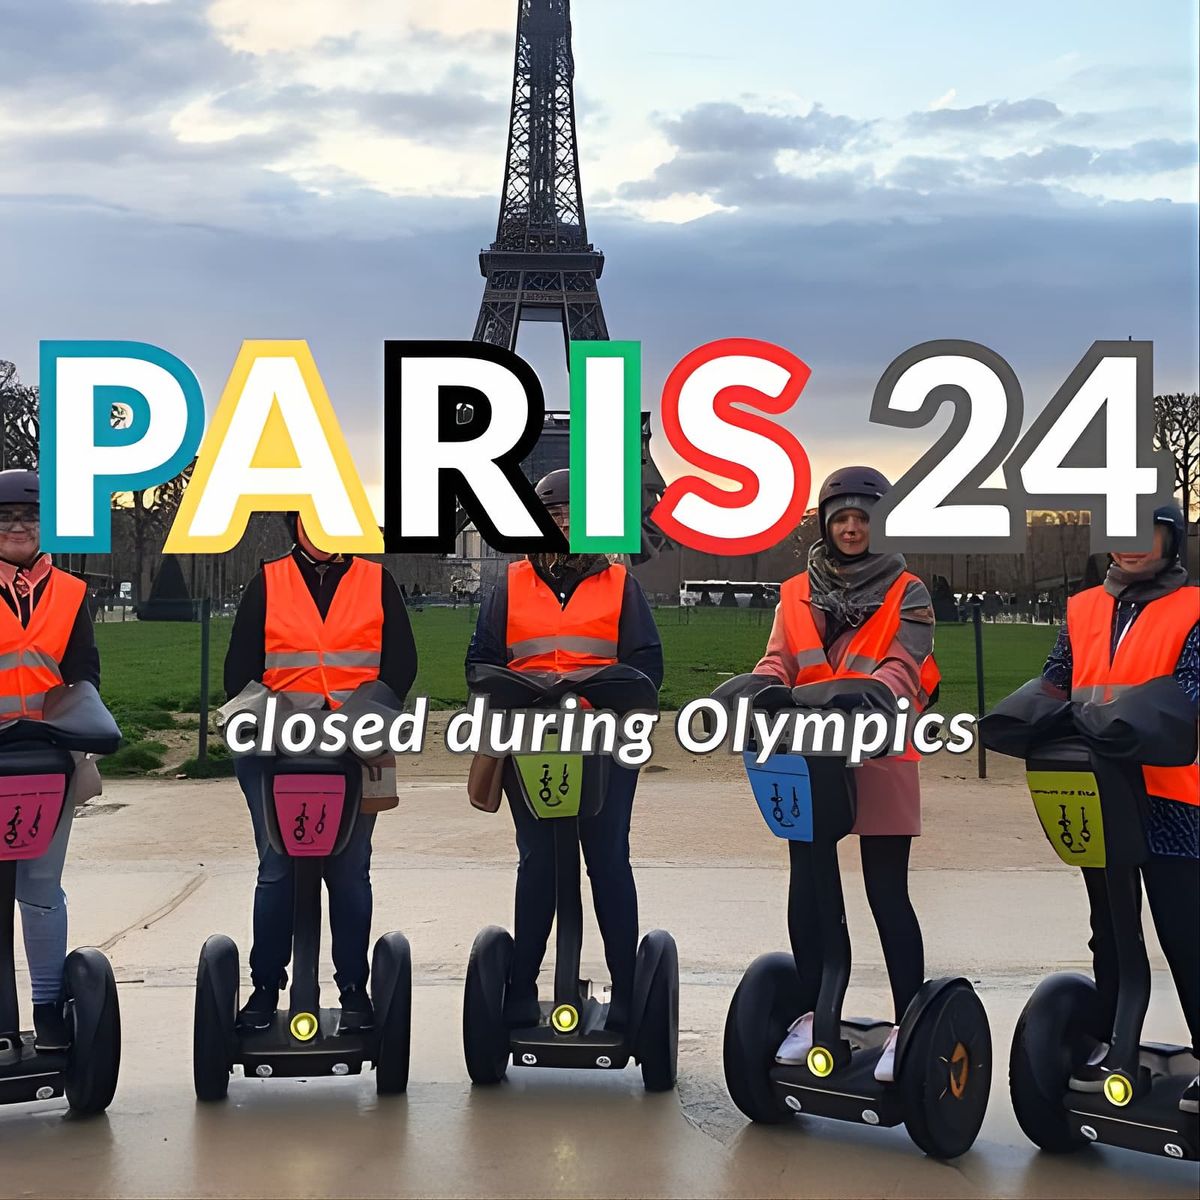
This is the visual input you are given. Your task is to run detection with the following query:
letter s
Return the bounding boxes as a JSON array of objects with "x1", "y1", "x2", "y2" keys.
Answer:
[{"x1": 651, "y1": 338, "x2": 812, "y2": 554}]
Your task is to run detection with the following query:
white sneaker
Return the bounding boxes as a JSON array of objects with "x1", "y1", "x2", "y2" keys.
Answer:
[
  {"x1": 776, "y1": 1012, "x2": 815, "y2": 1064},
  {"x1": 874, "y1": 1025, "x2": 900, "y2": 1082}
]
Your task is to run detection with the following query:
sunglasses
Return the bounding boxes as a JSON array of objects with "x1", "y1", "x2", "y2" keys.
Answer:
[{"x1": 0, "y1": 507, "x2": 40, "y2": 532}]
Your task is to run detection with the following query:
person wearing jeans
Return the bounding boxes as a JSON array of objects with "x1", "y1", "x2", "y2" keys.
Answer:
[
  {"x1": 233, "y1": 754, "x2": 377, "y2": 1001},
  {"x1": 0, "y1": 468, "x2": 102, "y2": 1052},
  {"x1": 224, "y1": 513, "x2": 415, "y2": 1034}
]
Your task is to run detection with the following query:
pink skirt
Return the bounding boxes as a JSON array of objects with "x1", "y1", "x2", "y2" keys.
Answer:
[{"x1": 849, "y1": 758, "x2": 922, "y2": 837}]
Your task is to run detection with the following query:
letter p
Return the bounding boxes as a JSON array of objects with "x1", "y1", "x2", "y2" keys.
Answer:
[{"x1": 38, "y1": 341, "x2": 205, "y2": 552}]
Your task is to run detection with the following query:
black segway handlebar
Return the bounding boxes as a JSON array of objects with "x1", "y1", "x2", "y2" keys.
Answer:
[
  {"x1": 979, "y1": 675, "x2": 1197, "y2": 766},
  {"x1": 707, "y1": 672, "x2": 899, "y2": 759},
  {"x1": 466, "y1": 663, "x2": 659, "y2": 715},
  {"x1": 0, "y1": 683, "x2": 122, "y2": 756}
]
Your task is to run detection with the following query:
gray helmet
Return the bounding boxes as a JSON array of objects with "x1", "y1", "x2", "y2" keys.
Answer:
[
  {"x1": 818, "y1": 465, "x2": 889, "y2": 538},
  {"x1": 0, "y1": 469, "x2": 39, "y2": 507},
  {"x1": 535, "y1": 469, "x2": 570, "y2": 508}
]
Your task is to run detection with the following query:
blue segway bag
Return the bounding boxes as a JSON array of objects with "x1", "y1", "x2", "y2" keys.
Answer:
[{"x1": 742, "y1": 751, "x2": 814, "y2": 841}]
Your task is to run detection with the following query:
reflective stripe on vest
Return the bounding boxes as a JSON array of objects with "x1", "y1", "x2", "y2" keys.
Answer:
[
  {"x1": 0, "y1": 567, "x2": 87, "y2": 721},
  {"x1": 261, "y1": 556, "x2": 383, "y2": 709},
  {"x1": 1067, "y1": 584, "x2": 1200, "y2": 807},
  {"x1": 779, "y1": 570, "x2": 941, "y2": 758},
  {"x1": 505, "y1": 560, "x2": 625, "y2": 675}
]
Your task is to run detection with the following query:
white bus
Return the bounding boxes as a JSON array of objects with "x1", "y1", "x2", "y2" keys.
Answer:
[{"x1": 679, "y1": 580, "x2": 781, "y2": 609}]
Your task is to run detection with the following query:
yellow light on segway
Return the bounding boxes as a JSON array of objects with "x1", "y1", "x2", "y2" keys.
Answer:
[
  {"x1": 290, "y1": 1012, "x2": 318, "y2": 1042},
  {"x1": 1103, "y1": 1073, "x2": 1132, "y2": 1107},
  {"x1": 550, "y1": 1004, "x2": 579, "y2": 1034},
  {"x1": 807, "y1": 1046, "x2": 834, "y2": 1078}
]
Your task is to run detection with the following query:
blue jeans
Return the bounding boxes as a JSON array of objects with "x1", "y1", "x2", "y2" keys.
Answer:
[
  {"x1": 235, "y1": 756, "x2": 376, "y2": 993},
  {"x1": 505, "y1": 761, "x2": 640, "y2": 1026},
  {"x1": 16, "y1": 796, "x2": 73, "y2": 1005}
]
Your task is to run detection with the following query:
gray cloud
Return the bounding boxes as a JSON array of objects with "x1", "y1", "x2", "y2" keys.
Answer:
[
  {"x1": 907, "y1": 98, "x2": 1063, "y2": 132},
  {"x1": 213, "y1": 80, "x2": 501, "y2": 141},
  {"x1": 0, "y1": 0, "x2": 250, "y2": 111},
  {"x1": 660, "y1": 101, "x2": 869, "y2": 154},
  {"x1": 619, "y1": 101, "x2": 871, "y2": 206}
]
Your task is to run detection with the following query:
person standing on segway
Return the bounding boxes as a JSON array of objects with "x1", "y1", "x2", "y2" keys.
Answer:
[
  {"x1": 1040, "y1": 503, "x2": 1199, "y2": 1114},
  {"x1": 750, "y1": 465, "x2": 939, "y2": 1083},
  {"x1": 224, "y1": 513, "x2": 416, "y2": 1034},
  {"x1": 465, "y1": 469, "x2": 663, "y2": 1033},
  {"x1": 0, "y1": 469, "x2": 103, "y2": 1052}
]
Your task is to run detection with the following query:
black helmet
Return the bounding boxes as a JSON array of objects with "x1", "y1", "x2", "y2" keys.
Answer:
[
  {"x1": 535, "y1": 469, "x2": 570, "y2": 508},
  {"x1": 1152, "y1": 503, "x2": 1186, "y2": 569},
  {"x1": 0, "y1": 469, "x2": 39, "y2": 507},
  {"x1": 817, "y1": 465, "x2": 890, "y2": 539}
]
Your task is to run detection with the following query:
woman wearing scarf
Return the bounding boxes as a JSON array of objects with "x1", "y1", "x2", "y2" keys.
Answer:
[
  {"x1": 0, "y1": 469, "x2": 102, "y2": 1052},
  {"x1": 751, "y1": 465, "x2": 938, "y2": 1083},
  {"x1": 1041, "y1": 504, "x2": 1198, "y2": 1114},
  {"x1": 464, "y1": 469, "x2": 663, "y2": 1032}
]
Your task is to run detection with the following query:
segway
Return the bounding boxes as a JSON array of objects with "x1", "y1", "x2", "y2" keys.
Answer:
[
  {"x1": 981, "y1": 676, "x2": 1199, "y2": 1161},
  {"x1": 462, "y1": 664, "x2": 678, "y2": 1091},
  {"x1": 719, "y1": 674, "x2": 992, "y2": 1159},
  {"x1": 0, "y1": 682, "x2": 122, "y2": 1115},
  {"x1": 194, "y1": 684, "x2": 412, "y2": 1099}
]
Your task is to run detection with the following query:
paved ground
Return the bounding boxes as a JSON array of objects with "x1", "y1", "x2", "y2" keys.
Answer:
[{"x1": 3, "y1": 749, "x2": 1198, "y2": 1198}]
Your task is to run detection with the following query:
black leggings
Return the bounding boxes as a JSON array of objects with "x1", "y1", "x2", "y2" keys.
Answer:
[
  {"x1": 505, "y1": 762, "x2": 640, "y2": 1022},
  {"x1": 788, "y1": 835, "x2": 925, "y2": 1024},
  {"x1": 1084, "y1": 857, "x2": 1200, "y2": 1057}
]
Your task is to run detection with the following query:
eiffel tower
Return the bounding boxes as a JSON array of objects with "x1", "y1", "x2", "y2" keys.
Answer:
[
  {"x1": 474, "y1": 0, "x2": 607, "y2": 354},
  {"x1": 470, "y1": 1, "x2": 667, "y2": 556}
]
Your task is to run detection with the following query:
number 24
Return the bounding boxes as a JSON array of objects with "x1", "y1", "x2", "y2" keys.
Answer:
[{"x1": 868, "y1": 340, "x2": 1174, "y2": 554}]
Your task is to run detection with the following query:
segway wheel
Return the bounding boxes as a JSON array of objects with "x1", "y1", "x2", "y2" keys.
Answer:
[
  {"x1": 1009, "y1": 973, "x2": 1104, "y2": 1153},
  {"x1": 371, "y1": 931, "x2": 412, "y2": 1095},
  {"x1": 193, "y1": 935, "x2": 239, "y2": 1102},
  {"x1": 722, "y1": 952, "x2": 804, "y2": 1124},
  {"x1": 636, "y1": 931, "x2": 679, "y2": 1092},
  {"x1": 62, "y1": 947, "x2": 122, "y2": 1116},
  {"x1": 899, "y1": 979, "x2": 991, "y2": 1159},
  {"x1": 463, "y1": 926, "x2": 513, "y2": 1085}
]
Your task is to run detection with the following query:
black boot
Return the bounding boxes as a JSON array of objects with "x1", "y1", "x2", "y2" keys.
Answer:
[
  {"x1": 33, "y1": 1002, "x2": 69, "y2": 1052},
  {"x1": 236, "y1": 984, "x2": 279, "y2": 1032},
  {"x1": 338, "y1": 984, "x2": 375, "y2": 1034},
  {"x1": 503, "y1": 980, "x2": 542, "y2": 1030}
]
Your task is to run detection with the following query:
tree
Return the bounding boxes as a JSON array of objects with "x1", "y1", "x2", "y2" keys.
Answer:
[
  {"x1": 0, "y1": 359, "x2": 40, "y2": 470},
  {"x1": 1154, "y1": 392, "x2": 1200, "y2": 541},
  {"x1": 112, "y1": 462, "x2": 196, "y2": 602}
]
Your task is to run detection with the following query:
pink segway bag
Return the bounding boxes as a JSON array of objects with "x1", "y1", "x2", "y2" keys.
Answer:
[
  {"x1": 273, "y1": 774, "x2": 346, "y2": 857},
  {"x1": 0, "y1": 774, "x2": 67, "y2": 861}
]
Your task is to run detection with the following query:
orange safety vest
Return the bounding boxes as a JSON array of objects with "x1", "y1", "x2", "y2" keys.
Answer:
[
  {"x1": 261, "y1": 556, "x2": 383, "y2": 708},
  {"x1": 780, "y1": 571, "x2": 941, "y2": 761},
  {"x1": 0, "y1": 566, "x2": 88, "y2": 721},
  {"x1": 505, "y1": 560, "x2": 625, "y2": 675},
  {"x1": 1066, "y1": 584, "x2": 1200, "y2": 807}
]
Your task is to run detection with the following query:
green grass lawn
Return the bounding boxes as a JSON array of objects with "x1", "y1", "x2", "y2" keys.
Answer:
[{"x1": 94, "y1": 607, "x2": 1060, "y2": 717}]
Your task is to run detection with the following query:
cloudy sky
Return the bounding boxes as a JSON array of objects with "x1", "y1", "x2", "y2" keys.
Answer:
[{"x1": 1, "y1": 0, "x2": 1196, "y2": 510}]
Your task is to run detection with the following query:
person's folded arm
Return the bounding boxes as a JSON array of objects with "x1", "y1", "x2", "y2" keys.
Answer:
[
  {"x1": 465, "y1": 585, "x2": 508, "y2": 672},
  {"x1": 224, "y1": 571, "x2": 266, "y2": 700},
  {"x1": 752, "y1": 603, "x2": 800, "y2": 686},
  {"x1": 1040, "y1": 625, "x2": 1073, "y2": 701},
  {"x1": 379, "y1": 569, "x2": 418, "y2": 700},
  {"x1": 617, "y1": 575, "x2": 663, "y2": 689},
  {"x1": 59, "y1": 603, "x2": 100, "y2": 689}
]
